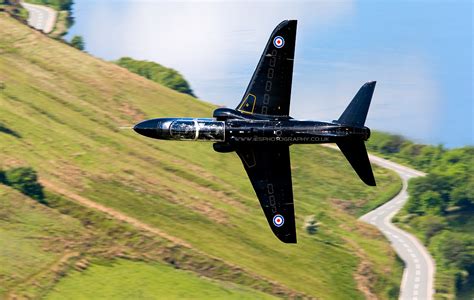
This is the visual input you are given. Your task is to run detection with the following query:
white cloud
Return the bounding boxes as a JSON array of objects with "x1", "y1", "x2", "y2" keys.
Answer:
[
  {"x1": 75, "y1": 0, "x2": 354, "y2": 102},
  {"x1": 72, "y1": 0, "x2": 441, "y2": 144}
]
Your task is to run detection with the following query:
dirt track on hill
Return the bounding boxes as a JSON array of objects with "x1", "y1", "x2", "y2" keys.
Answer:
[
  {"x1": 40, "y1": 179, "x2": 193, "y2": 248},
  {"x1": 39, "y1": 179, "x2": 311, "y2": 299}
]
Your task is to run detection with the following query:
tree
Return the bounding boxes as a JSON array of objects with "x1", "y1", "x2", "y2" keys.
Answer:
[
  {"x1": 450, "y1": 185, "x2": 474, "y2": 208},
  {"x1": 70, "y1": 35, "x2": 85, "y2": 51},
  {"x1": 379, "y1": 134, "x2": 405, "y2": 154},
  {"x1": 411, "y1": 215, "x2": 446, "y2": 241},
  {"x1": 115, "y1": 57, "x2": 195, "y2": 97},
  {"x1": 303, "y1": 215, "x2": 320, "y2": 235},
  {"x1": 430, "y1": 231, "x2": 474, "y2": 271},
  {"x1": 4, "y1": 167, "x2": 45, "y2": 203},
  {"x1": 420, "y1": 190, "x2": 444, "y2": 215}
]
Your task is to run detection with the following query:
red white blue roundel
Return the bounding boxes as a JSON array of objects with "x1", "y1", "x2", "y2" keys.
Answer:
[
  {"x1": 273, "y1": 36, "x2": 285, "y2": 48},
  {"x1": 273, "y1": 214, "x2": 284, "y2": 227}
]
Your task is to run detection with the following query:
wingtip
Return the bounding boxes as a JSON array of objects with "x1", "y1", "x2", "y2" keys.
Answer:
[
  {"x1": 277, "y1": 233, "x2": 297, "y2": 244},
  {"x1": 281, "y1": 238, "x2": 297, "y2": 244},
  {"x1": 364, "y1": 177, "x2": 377, "y2": 186},
  {"x1": 278, "y1": 19, "x2": 297, "y2": 26}
]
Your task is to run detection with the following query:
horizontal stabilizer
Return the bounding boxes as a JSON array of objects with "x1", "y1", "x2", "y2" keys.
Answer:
[{"x1": 337, "y1": 140, "x2": 376, "y2": 186}]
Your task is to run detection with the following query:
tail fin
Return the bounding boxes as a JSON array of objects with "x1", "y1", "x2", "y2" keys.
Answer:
[
  {"x1": 337, "y1": 81, "x2": 376, "y2": 127},
  {"x1": 337, "y1": 139, "x2": 376, "y2": 186},
  {"x1": 336, "y1": 81, "x2": 377, "y2": 186}
]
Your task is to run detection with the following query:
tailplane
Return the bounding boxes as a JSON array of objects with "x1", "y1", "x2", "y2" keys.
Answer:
[{"x1": 337, "y1": 139, "x2": 376, "y2": 186}]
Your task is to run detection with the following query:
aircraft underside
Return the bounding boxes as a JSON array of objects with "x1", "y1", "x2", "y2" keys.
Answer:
[{"x1": 134, "y1": 20, "x2": 377, "y2": 243}]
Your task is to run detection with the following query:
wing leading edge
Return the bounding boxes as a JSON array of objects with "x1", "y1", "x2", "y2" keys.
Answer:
[
  {"x1": 236, "y1": 145, "x2": 296, "y2": 243},
  {"x1": 236, "y1": 20, "x2": 297, "y2": 117}
]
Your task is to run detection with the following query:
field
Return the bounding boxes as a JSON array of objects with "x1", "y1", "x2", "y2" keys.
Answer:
[
  {"x1": 0, "y1": 13, "x2": 403, "y2": 299},
  {"x1": 0, "y1": 186, "x2": 85, "y2": 298},
  {"x1": 46, "y1": 260, "x2": 276, "y2": 300}
]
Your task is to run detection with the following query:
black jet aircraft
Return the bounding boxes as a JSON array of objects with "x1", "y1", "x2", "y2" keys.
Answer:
[{"x1": 134, "y1": 20, "x2": 377, "y2": 243}]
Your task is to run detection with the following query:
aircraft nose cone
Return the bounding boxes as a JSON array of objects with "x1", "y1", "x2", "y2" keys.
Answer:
[{"x1": 134, "y1": 119, "x2": 160, "y2": 139}]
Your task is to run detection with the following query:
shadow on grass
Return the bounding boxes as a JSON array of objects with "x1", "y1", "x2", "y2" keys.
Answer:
[{"x1": 0, "y1": 123, "x2": 21, "y2": 138}]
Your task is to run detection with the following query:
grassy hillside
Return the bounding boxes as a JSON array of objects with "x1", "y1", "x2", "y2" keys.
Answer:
[
  {"x1": 46, "y1": 260, "x2": 276, "y2": 300},
  {"x1": 0, "y1": 186, "x2": 85, "y2": 298},
  {"x1": 1, "y1": 186, "x2": 281, "y2": 299},
  {"x1": 0, "y1": 13, "x2": 402, "y2": 299}
]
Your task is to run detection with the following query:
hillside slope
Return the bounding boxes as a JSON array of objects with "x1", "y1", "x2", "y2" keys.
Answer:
[{"x1": 1, "y1": 14, "x2": 402, "y2": 299}]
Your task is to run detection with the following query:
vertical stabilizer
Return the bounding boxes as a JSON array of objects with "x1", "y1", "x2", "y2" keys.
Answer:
[{"x1": 337, "y1": 81, "x2": 376, "y2": 127}]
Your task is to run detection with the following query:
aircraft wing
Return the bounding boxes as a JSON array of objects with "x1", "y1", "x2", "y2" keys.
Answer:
[
  {"x1": 236, "y1": 20, "x2": 297, "y2": 117},
  {"x1": 236, "y1": 145, "x2": 296, "y2": 243}
]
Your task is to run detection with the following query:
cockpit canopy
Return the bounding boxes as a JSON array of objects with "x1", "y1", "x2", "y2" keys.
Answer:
[{"x1": 169, "y1": 119, "x2": 225, "y2": 141}]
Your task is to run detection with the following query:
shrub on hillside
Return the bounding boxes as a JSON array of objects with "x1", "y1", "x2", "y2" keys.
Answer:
[
  {"x1": 23, "y1": 0, "x2": 73, "y2": 11},
  {"x1": 303, "y1": 215, "x2": 320, "y2": 235},
  {"x1": 115, "y1": 57, "x2": 195, "y2": 97},
  {"x1": 3, "y1": 167, "x2": 45, "y2": 203},
  {"x1": 70, "y1": 35, "x2": 85, "y2": 51}
]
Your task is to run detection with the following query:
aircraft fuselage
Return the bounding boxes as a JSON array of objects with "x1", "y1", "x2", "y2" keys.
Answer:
[{"x1": 133, "y1": 108, "x2": 370, "y2": 148}]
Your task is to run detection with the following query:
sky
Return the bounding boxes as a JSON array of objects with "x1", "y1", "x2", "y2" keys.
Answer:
[{"x1": 67, "y1": 0, "x2": 473, "y2": 148}]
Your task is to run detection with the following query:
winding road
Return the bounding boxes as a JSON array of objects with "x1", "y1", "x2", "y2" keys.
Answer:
[
  {"x1": 325, "y1": 144, "x2": 434, "y2": 299},
  {"x1": 21, "y1": 2, "x2": 57, "y2": 34},
  {"x1": 360, "y1": 153, "x2": 435, "y2": 300}
]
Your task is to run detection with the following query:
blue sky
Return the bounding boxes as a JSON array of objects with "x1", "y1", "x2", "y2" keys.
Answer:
[{"x1": 67, "y1": 0, "x2": 473, "y2": 147}]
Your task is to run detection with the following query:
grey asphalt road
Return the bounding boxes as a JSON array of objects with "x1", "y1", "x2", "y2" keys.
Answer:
[
  {"x1": 21, "y1": 2, "x2": 57, "y2": 34},
  {"x1": 324, "y1": 144, "x2": 435, "y2": 299},
  {"x1": 360, "y1": 153, "x2": 435, "y2": 300}
]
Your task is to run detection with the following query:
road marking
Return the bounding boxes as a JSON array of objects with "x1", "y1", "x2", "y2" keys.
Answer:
[
  {"x1": 407, "y1": 248, "x2": 413, "y2": 253},
  {"x1": 414, "y1": 290, "x2": 419, "y2": 296},
  {"x1": 414, "y1": 283, "x2": 420, "y2": 289},
  {"x1": 416, "y1": 270, "x2": 421, "y2": 275},
  {"x1": 339, "y1": 145, "x2": 433, "y2": 300},
  {"x1": 415, "y1": 264, "x2": 420, "y2": 269}
]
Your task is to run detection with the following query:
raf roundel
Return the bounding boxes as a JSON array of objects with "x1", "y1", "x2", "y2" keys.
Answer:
[
  {"x1": 273, "y1": 36, "x2": 285, "y2": 48},
  {"x1": 273, "y1": 214, "x2": 285, "y2": 227}
]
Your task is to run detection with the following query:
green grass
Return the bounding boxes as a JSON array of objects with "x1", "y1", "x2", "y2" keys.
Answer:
[
  {"x1": 0, "y1": 13, "x2": 403, "y2": 299},
  {"x1": 46, "y1": 260, "x2": 276, "y2": 300},
  {"x1": 0, "y1": 186, "x2": 85, "y2": 298},
  {"x1": 49, "y1": 10, "x2": 70, "y2": 38}
]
